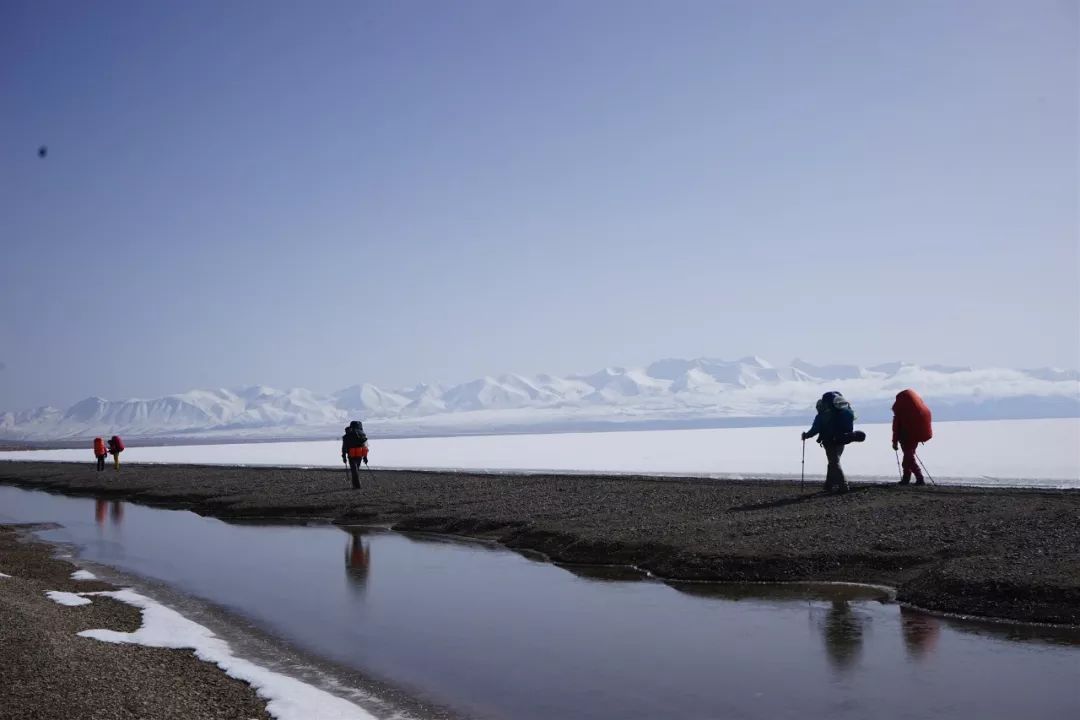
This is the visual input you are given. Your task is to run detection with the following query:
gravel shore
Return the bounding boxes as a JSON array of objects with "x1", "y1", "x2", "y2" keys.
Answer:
[
  {"x1": 2, "y1": 461, "x2": 1078, "y2": 625},
  {"x1": 0, "y1": 523, "x2": 271, "y2": 720}
]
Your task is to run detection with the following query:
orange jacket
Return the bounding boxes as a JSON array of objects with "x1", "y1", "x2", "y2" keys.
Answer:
[
  {"x1": 892, "y1": 389, "x2": 932, "y2": 444},
  {"x1": 347, "y1": 446, "x2": 369, "y2": 459}
]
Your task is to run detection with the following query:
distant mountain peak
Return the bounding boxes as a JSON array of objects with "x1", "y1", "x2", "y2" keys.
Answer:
[{"x1": 2, "y1": 357, "x2": 1077, "y2": 441}]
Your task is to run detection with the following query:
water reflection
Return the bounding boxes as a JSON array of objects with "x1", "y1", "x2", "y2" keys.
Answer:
[
  {"x1": 344, "y1": 529, "x2": 371, "y2": 595},
  {"x1": 901, "y1": 606, "x2": 941, "y2": 661},
  {"x1": 673, "y1": 581, "x2": 931, "y2": 670},
  {"x1": 3, "y1": 486, "x2": 1079, "y2": 720},
  {"x1": 670, "y1": 580, "x2": 892, "y2": 604},
  {"x1": 556, "y1": 563, "x2": 651, "y2": 583},
  {"x1": 821, "y1": 599, "x2": 866, "y2": 672},
  {"x1": 94, "y1": 499, "x2": 124, "y2": 526}
]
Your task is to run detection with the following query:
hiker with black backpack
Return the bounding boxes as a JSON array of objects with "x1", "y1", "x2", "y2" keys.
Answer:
[
  {"x1": 341, "y1": 421, "x2": 369, "y2": 489},
  {"x1": 801, "y1": 391, "x2": 864, "y2": 493}
]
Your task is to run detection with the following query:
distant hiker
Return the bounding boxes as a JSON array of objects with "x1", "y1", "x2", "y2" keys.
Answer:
[
  {"x1": 892, "y1": 389, "x2": 933, "y2": 485},
  {"x1": 92, "y1": 437, "x2": 107, "y2": 472},
  {"x1": 341, "y1": 421, "x2": 369, "y2": 489},
  {"x1": 801, "y1": 391, "x2": 863, "y2": 493},
  {"x1": 107, "y1": 435, "x2": 125, "y2": 471}
]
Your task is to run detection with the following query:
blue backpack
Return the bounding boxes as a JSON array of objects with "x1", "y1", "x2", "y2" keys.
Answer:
[{"x1": 819, "y1": 392, "x2": 855, "y2": 437}]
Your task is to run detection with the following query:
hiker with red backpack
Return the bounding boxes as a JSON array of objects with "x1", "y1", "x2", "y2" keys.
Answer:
[
  {"x1": 92, "y1": 437, "x2": 108, "y2": 471},
  {"x1": 892, "y1": 389, "x2": 932, "y2": 485},
  {"x1": 341, "y1": 421, "x2": 369, "y2": 489},
  {"x1": 107, "y1": 435, "x2": 125, "y2": 471}
]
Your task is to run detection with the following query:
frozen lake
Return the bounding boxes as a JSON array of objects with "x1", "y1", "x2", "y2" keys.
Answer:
[
  {"x1": 2, "y1": 418, "x2": 1080, "y2": 487},
  {"x1": 2, "y1": 418, "x2": 1078, "y2": 488}
]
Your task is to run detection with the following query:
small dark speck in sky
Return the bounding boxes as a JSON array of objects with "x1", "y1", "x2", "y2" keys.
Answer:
[{"x1": 38, "y1": 146, "x2": 47, "y2": 158}]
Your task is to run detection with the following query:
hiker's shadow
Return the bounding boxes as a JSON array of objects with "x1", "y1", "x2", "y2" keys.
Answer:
[{"x1": 729, "y1": 486, "x2": 874, "y2": 513}]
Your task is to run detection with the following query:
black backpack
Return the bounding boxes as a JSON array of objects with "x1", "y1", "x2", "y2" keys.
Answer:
[{"x1": 347, "y1": 422, "x2": 367, "y2": 446}]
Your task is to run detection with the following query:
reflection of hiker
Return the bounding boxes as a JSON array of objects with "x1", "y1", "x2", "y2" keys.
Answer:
[
  {"x1": 344, "y1": 529, "x2": 371, "y2": 591},
  {"x1": 802, "y1": 391, "x2": 863, "y2": 493},
  {"x1": 823, "y1": 599, "x2": 865, "y2": 671},
  {"x1": 900, "y1": 607, "x2": 940, "y2": 661},
  {"x1": 341, "y1": 421, "x2": 369, "y2": 489},
  {"x1": 892, "y1": 389, "x2": 933, "y2": 486},
  {"x1": 107, "y1": 435, "x2": 125, "y2": 471},
  {"x1": 94, "y1": 499, "x2": 124, "y2": 525},
  {"x1": 93, "y1": 437, "x2": 107, "y2": 472}
]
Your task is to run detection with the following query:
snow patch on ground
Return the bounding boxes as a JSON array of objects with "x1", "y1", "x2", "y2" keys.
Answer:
[
  {"x1": 77, "y1": 589, "x2": 376, "y2": 720},
  {"x1": 0, "y1": 572, "x2": 11, "y2": 578},
  {"x1": 70, "y1": 570, "x2": 97, "y2": 581},
  {"x1": 46, "y1": 590, "x2": 92, "y2": 606}
]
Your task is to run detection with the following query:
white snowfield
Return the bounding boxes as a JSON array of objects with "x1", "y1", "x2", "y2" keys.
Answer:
[
  {"x1": 70, "y1": 570, "x2": 98, "y2": 581},
  {"x1": 5, "y1": 419, "x2": 1078, "y2": 487},
  {"x1": 48, "y1": 589, "x2": 377, "y2": 720}
]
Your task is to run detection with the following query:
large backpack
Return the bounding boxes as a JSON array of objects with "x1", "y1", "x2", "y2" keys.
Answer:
[
  {"x1": 894, "y1": 389, "x2": 932, "y2": 443},
  {"x1": 346, "y1": 422, "x2": 368, "y2": 447},
  {"x1": 110, "y1": 435, "x2": 125, "y2": 452},
  {"x1": 818, "y1": 392, "x2": 855, "y2": 439},
  {"x1": 833, "y1": 402, "x2": 855, "y2": 436}
]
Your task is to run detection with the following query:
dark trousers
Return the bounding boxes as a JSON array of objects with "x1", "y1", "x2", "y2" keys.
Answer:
[
  {"x1": 900, "y1": 440, "x2": 924, "y2": 483},
  {"x1": 347, "y1": 457, "x2": 364, "y2": 488},
  {"x1": 95, "y1": 455, "x2": 106, "y2": 471},
  {"x1": 823, "y1": 443, "x2": 847, "y2": 492}
]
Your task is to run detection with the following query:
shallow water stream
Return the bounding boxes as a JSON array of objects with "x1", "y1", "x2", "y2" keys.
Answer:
[{"x1": 1, "y1": 485, "x2": 1077, "y2": 719}]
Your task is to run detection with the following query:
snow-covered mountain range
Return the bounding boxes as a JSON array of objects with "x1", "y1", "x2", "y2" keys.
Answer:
[{"x1": 2, "y1": 357, "x2": 1077, "y2": 442}]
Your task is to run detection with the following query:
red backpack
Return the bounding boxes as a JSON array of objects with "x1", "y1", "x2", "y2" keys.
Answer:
[
  {"x1": 110, "y1": 436, "x2": 125, "y2": 452},
  {"x1": 892, "y1": 390, "x2": 932, "y2": 443}
]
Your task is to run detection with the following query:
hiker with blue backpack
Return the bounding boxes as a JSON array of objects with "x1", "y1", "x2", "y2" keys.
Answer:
[{"x1": 801, "y1": 391, "x2": 864, "y2": 493}]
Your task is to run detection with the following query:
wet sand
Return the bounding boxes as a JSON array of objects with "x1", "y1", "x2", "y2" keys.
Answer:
[
  {"x1": 2, "y1": 461, "x2": 1078, "y2": 625},
  {"x1": 0, "y1": 524, "x2": 271, "y2": 720}
]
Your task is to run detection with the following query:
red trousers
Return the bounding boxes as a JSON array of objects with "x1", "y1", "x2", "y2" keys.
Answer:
[{"x1": 901, "y1": 440, "x2": 924, "y2": 482}]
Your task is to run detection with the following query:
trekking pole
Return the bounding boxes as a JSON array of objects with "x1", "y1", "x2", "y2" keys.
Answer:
[
  {"x1": 915, "y1": 451, "x2": 936, "y2": 486},
  {"x1": 800, "y1": 437, "x2": 805, "y2": 492},
  {"x1": 894, "y1": 449, "x2": 903, "y2": 481}
]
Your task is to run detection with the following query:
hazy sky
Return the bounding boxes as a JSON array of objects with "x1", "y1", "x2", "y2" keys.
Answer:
[{"x1": 2, "y1": 0, "x2": 1077, "y2": 409}]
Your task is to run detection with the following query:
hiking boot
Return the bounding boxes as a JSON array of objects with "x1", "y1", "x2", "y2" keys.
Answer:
[
  {"x1": 898, "y1": 479, "x2": 910, "y2": 485},
  {"x1": 914, "y1": 479, "x2": 926, "y2": 486}
]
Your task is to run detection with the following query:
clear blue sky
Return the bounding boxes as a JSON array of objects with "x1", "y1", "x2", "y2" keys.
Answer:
[{"x1": 1, "y1": 0, "x2": 1077, "y2": 409}]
